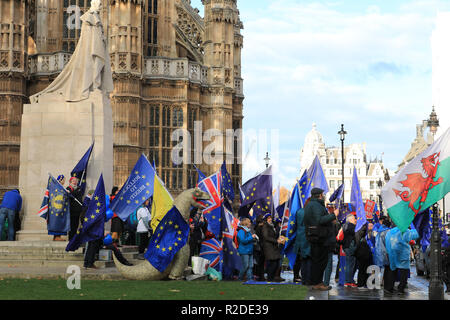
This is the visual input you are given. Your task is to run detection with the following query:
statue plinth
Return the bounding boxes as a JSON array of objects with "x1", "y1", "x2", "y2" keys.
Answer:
[{"x1": 17, "y1": 90, "x2": 113, "y2": 241}]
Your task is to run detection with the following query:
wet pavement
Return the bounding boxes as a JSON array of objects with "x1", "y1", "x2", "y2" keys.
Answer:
[{"x1": 281, "y1": 255, "x2": 450, "y2": 300}]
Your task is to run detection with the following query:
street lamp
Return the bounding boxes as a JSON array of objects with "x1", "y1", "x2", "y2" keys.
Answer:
[
  {"x1": 264, "y1": 152, "x2": 270, "y2": 168},
  {"x1": 427, "y1": 106, "x2": 443, "y2": 300},
  {"x1": 338, "y1": 124, "x2": 347, "y2": 202},
  {"x1": 377, "y1": 178, "x2": 383, "y2": 217}
]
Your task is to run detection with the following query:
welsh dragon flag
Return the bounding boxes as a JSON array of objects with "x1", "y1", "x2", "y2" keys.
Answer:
[{"x1": 381, "y1": 127, "x2": 450, "y2": 232}]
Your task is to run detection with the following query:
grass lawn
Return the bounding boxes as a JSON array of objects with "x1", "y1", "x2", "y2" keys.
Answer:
[{"x1": 0, "y1": 279, "x2": 308, "y2": 300}]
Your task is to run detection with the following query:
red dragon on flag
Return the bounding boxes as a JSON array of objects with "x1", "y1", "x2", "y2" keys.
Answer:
[{"x1": 393, "y1": 152, "x2": 443, "y2": 215}]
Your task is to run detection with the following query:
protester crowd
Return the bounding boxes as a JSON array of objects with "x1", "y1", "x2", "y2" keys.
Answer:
[
  {"x1": 216, "y1": 187, "x2": 450, "y2": 295},
  {"x1": 1, "y1": 179, "x2": 449, "y2": 296}
]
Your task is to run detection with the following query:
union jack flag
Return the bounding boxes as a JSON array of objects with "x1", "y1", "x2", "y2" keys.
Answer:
[
  {"x1": 199, "y1": 238, "x2": 223, "y2": 272},
  {"x1": 276, "y1": 201, "x2": 290, "y2": 237},
  {"x1": 221, "y1": 201, "x2": 242, "y2": 275},
  {"x1": 37, "y1": 177, "x2": 51, "y2": 219},
  {"x1": 197, "y1": 172, "x2": 223, "y2": 238}
]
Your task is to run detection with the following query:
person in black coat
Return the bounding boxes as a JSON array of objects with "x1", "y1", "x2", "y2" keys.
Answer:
[
  {"x1": 262, "y1": 214, "x2": 284, "y2": 281},
  {"x1": 253, "y1": 214, "x2": 266, "y2": 281},
  {"x1": 67, "y1": 177, "x2": 84, "y2": 241},
  {"x1": 304, "y1": 188, "x2": 339, "y2": 291},
  {"x1": 188, "y1": 208, "x2": 208, "y2": 265},
  {"x1": 342, "y1": 215, "x2": 357, "y2": 287}
]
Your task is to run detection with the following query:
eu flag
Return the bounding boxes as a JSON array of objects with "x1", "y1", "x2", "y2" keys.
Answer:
[
  {"x1": 283, "y1": 181, "x2": 302, "y2": 270},
  {"x1": 66, "y1": 175, "x2": 106, "y2": 252},
  {"x1": 145, "y1": 206, "x2": 189, "y2": 273},
  {"x1": 329, "y1": 183, "x2": 344, "y2": 203},
  {"x1": 46, "y1": 174, "x2": 71, "y2": 235},
  {"x1": 351, "y1": 167, "x2": 367, "y2": 232},
  {"x1": 250, "y1": 197, "x2": 273, "y2": 223},
  {"x1": 221, "y1": 200, "x2": 242, "y2": 275},
  {"x1": 110, "y1": 154, "x2": 156, "y2": 221},
  {"x1": 239, "y1": 166, "x2": 273, "y2": 219},
  {"x1": 194, "y1": 164, "x2": 206, "y2": 184},
  {"x1": 70, "y1": 143, "x2": 94, "y2": 197},
  {"x1": 221, "y1": 161, "x2": 235, "y2": 202},
  {"x1": 306, "y1": 155, "x2": 329, "y2": 196}
]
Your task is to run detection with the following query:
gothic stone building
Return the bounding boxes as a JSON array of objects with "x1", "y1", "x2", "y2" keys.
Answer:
[{"x1": 0, "y1": 0, "x2": 244, "y2": 200}]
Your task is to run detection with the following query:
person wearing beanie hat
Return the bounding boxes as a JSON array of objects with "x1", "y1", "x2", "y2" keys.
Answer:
[{"x1": 304, "y1": 187, "x2": 340, "y2": 291}]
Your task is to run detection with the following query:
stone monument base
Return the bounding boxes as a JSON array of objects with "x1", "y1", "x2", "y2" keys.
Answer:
[{"x1": 17, "y1": 90, "x2": 113, "y2": 241}]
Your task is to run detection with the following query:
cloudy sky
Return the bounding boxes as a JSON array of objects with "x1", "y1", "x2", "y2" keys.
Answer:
[{"x1": 190, "y1": 0, "x2": 450, "y2": 190}]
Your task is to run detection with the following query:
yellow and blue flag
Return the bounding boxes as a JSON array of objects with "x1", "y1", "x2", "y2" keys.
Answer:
[
  {"x1": 150, "y1": 174, "x2": 174, "y2": 232},
  {"x1": 110, "y1": 154, "x2": 156, "y2": 221},
  {"x1": 66, "y1": 175, "x2": 106, "y2": 252},
  {"x1": 145, "y1": 206, "x2": 189, "y2": 272}
]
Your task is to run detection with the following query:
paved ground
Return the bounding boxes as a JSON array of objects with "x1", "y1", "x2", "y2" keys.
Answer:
[{"x1": 280, "y1": 255, "x2": 450, "y2": 300}]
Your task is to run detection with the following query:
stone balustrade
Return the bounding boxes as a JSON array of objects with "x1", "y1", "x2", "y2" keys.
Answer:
[
  {"x1": 28, "y1": 52, "x2": 72, "y2": 75},
  {"x1": 27, "y1": 54, "x2": 243, "y2": 94}
]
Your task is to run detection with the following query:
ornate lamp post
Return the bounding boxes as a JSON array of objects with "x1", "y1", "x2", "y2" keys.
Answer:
[
  {"x1": 264, "y1": 152, "x2": 270, "y2": 169},
  {"x1": 427, "y1": 106, "x2": 444, "y2": 300},
  {"x1": 338, "y1": 124, "x2": 347, "y2": 202}
]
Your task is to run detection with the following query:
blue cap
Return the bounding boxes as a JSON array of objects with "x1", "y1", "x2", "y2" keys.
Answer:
[
  {"x1": 263, "y1": 213, "x2": 271, "y2": 220},
  {"x1": 57, "y1": 174, "x2": 65, "y2": 182}
]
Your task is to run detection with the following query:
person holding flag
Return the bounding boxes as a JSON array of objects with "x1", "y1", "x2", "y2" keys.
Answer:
[
  {"x1": 38, "y1": 174, "x2": 71, "y2": 241},
  {"x1": 261, "y1": 213, "x2": 284, "y2": 282},
  {"x1": 304, "y1": 188, "x2": 340, "y2": 291},
  {"x1": 67, "y1": 176, "x2": 84, "y2": 241},
  {"x1": 292, "y1": 197, "x2": 312, "y2": 284}
]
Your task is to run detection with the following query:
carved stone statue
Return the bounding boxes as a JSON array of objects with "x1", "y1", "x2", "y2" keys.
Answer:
[{"x1": 30, "y1": 0, "x2": 113, "y2": 103}]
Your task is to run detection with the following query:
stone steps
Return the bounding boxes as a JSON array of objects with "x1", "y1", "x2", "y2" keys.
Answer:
[{"x1": 0, "y1": 241, "x2": 139, "y2": 269}]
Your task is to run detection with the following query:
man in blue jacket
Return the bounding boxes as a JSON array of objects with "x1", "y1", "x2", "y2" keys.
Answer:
[
  {"x1": 237, "y1": 218, "x2": 257, "y2": 281},
  {"x1": 0, "y1": 189, "x2": 22, "y2": 241}
]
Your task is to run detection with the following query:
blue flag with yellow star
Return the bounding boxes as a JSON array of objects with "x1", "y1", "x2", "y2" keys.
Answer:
[
  {"x1": 350, "y1": 167, "x2": 367, "y2": 232},
  {"x1": 238, "y1": 166, "x2": 273, "y2": 220},
  {"x1": 66, "y1": 174, "x2": 106, "y2": 252},
  {"x1": 306, "y1": 155, "x2": 329, "y2": 198},
  {"x1": 283, "y1": 182, "x2": 301, "y2": 270},
  {"x1": 46, "y1": 174, "x2": 71, "y2": 235},
  {"x1": 70, "y1": 142, "x2": 94, "y2": 197},
  {"x1": 110, "y1": 154, "x2": 156, "y2": 221},
  {"x1": 194, "y1": 164, "x2": 206, "y2": 184},
  {"x1": 221, "y1": 161, "x2": 235, "y2": 202},
  {"x1": 145, "y1": 206, "x2": 189, "y2": 272}
]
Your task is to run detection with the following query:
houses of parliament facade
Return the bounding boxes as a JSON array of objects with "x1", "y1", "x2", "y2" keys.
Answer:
[{"x1": 0, "y1": 0, "x2": 244, "y2": 200}]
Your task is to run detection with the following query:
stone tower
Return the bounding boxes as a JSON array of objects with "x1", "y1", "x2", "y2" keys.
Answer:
[
  {"x1": 1, "y1": 0, "x2": 244, "y2": 208},
  {"x1": 0, "y1": 0, "x2": 28, "y2": 197},
  {"x1": 202, "y1": 0, "x2": 243, "y2": 181}
]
